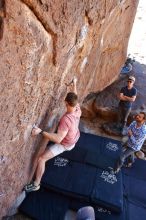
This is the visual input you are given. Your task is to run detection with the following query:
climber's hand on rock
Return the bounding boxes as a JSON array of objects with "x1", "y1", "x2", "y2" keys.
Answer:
[
  {"x1": 31, "y1": 126, "x2": 42, "y2": 136},
  {"x1": 72, "y1": 76, "x2": 77, "y2": 84}
]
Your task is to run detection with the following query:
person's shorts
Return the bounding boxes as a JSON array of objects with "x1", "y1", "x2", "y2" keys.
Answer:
[{"x1": 49, "y1": 143, "x2": 75, "y2": 157}]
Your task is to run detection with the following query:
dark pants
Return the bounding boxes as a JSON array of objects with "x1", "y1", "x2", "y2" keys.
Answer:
[
  {"x1": 118, "y1": 105, "x2": 131, "y2": 128},
  {"x1": 77, "y1": 206, "x2": 95, "y2": 220},
  {"x1": 115, "y1": 146, "x2": 135, "y2": 171}
]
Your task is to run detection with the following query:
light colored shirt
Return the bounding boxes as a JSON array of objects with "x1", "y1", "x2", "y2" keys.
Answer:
[
  {"x1": 127, "y1": 121, "x2": 146, "y2": 151},
  {"x1": 58, "y1": 104, "x2": 81, "y2": 147}
]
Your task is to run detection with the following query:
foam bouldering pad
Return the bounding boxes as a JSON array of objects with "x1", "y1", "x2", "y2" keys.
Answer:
[
  {"x1": 123, "y1": 174, "x2": 146, "y2": 209},
  {"x1": 91, "y1": 168, "x2": 123, "y2": 213},
  {"x1": 94, "y1": 200, "x2": 126, "y2": 220},
  {"x1": 127, "y1": 201, "x2": 146, "y2": 220},
  {"x1": 19, "y1": 188, "x2": 69, "y2": 220},
  {"x1": 69, "y1": 197, "x2": 126, "y2": 220},
  {"x1": 42, "y1": 157, "x2": 123, "y2": 212},
  {"x1": 61, "y1": 132, "x2": 122, "y2": 170},
  {"x1": 42, "y1": 159, "x2": 96, "y2": 201},
  {"x1": 123, "y1": 159, "x2": 146, "y2": 181}
]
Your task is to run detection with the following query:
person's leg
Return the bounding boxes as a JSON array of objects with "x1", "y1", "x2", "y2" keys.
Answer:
[
  {"x1": 117, "y1": 105, "x2": 129, "y2": 131},
  {"x1": 34, "y1": 149, "x2": 54, "y2": 186},
  {"x1": 121, "y1": 142, "x2": 134, "y2": 167},
  {"x1": 115, "y1": 147, "x2": 135, "y2": 173},
  {"x1": 127, "y1": 151, "x2": 146, "y2": 166},
  {"x1": 77, "y1": 206, "x2": 95, "y2": 220},
  {"x1": 24, "y1": 143, "x2": 67, "y2": 192},
  {"x1": 118, "y1": 105, "x2": 123, "y2": 128},
  {"x1": 123, "y1": 107, "x2": 131, "y2": 127},
  {"x1": 34, "y1": 143, "x2": 75, "y2": 185},
  {"x1": 135, "y1": 151, "x2": 145, "y2": 159},
  {"x1": 125, "y1": 152, "x2": 135, "y2": 167},
  {"x1": 24, "y1": 149, "x2": 55, "y2": 192}
]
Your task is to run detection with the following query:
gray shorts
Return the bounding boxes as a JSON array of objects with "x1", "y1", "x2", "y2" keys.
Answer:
[{"x1": 49, "y1": 143, "x2": 75, "y2": 157}]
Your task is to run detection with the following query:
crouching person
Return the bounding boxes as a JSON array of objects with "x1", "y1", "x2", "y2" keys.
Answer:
[{"x1": 114, "y1": 112, "x2": 146, "y2": 173}]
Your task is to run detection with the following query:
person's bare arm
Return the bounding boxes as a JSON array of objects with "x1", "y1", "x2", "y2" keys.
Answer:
[
  {"x1": 123, "y1": 95, "x2": 136, "y2": 102},
  {"x1": 119, "y1": 93, "x2": 128, "y2": 101},
  {"x1": 119, "y1": 93, "x2": 136, "y2": 102},
  {"x1": 128, "y1": 129, "x2": 133, "y2": 137},
  {"x1": 72, "y1": 77, "x2": 77, "y2": 95},
  {"x1": 119, "y1": 92, "x2": 124, "y2": 100},
  {"x1": 42, "y1": 130, "x2": 68, "y2": 143},
  {"x1": 66, "y1": 77, "x2": 78, "y2": 95},
  {"x1": 128, "y1": 126, "x2": 146, "y2": 146},
  {"x1": 31, "y1": 126, "x2": 68, "y2": 144}
]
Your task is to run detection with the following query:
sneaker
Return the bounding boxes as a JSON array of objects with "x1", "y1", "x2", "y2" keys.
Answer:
[
  {"x1": 114, "y1": 167, "x2": 120, "y2": 174},
  {"x1": 125, "y1": 163, "x2": 132, "y2": 168},
  {"x1": 121, "y1": 127, "x2": 127, "y2": 136},
  {"x1": 110, "y1": 170, "x2": 115, "y2": 175},
  {"x1": 24, "y1": 182, "x2": 40, "y2": 193}
]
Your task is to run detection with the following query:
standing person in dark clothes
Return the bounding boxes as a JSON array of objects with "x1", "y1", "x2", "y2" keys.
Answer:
[
  {"x1": 118, "y1": 76, "x2": 137, "y2": 133},
  {"x1": 114, "y1": 112, "x2": 146, "y2": 173}
]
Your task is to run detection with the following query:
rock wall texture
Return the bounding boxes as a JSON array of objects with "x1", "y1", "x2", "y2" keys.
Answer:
[{"x1": 0, "y1": 0, "x2": 139, "y2": 217}]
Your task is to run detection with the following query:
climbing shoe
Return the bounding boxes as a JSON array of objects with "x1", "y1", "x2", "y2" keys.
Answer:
[
  {"x1": 24, "y1": 182, "x2": 40, "y2": 193},
  {"x1": 114, "y1": 167, "x2": 120, "y2": 174}
]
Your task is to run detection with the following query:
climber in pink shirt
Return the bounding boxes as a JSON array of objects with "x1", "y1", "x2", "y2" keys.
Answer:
[{"x1": 24, "y1": 77, "x2": 81, "y2": 192}]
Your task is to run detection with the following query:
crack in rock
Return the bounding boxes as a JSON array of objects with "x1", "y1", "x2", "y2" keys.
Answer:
[
  {"x1": 21, "y1": 0, "x2": 57, "y2": 65},
  {"x1": 0, "y1": 0, "x2": 6, "y2": 40}
]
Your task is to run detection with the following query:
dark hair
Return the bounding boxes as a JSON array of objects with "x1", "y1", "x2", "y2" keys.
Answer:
[
  {"x1": 140, "y1": 112, "x2": 146, "y2": 120},
  {"x1": 65, "y1": 92, "x2": 78, "y2": 107}
]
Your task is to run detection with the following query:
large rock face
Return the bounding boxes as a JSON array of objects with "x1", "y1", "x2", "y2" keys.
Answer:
[{"x1": 0, "y1": 0, "x2": 138, "y2": 217}]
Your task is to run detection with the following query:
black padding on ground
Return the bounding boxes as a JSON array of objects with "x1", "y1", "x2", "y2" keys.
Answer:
[
  {"x1": 61, "y1": 145, "x2": 87, "y2": 163},
  {"x1": 127, "y1": 201, "x2": 146, "y2": 220},
  {"x1": 62, "y1": 132, "x2": 122, "y2": 170},
  {"x1": 123, "y1": 174, "x2": 146, "y2": 208},
  {"x1": 20, "y1": 132, "x2": 125, "y2": 219},
  {"x1": 19, "y1": 188, "x2": 69, "y2": 220},
  {"x1": 42, "y1": 159, "x2": 123, "y2": 212},
  {"x1": 42, "y1": 159, "x2": 96, "y2": 201},
  {"x1": 91, "y1": 168, "x2": 123, "y2": 213},
  {"x1": 94, "y1": 199, "x2": 127, "y2": 220},
  {"x1": 85, "y1": 153, "x2": 115, "y2": 170},
  {"x1": 70, "y1": 198, "x2": 126, "y2": 220},
  {"x1": 123, "y1": 159, "x2": 146, "y2": 181}
]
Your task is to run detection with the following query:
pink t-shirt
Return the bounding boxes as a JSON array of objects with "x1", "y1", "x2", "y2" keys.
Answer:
[{"x1": 58, "y1": 104, "x2": 81, "y2": 147}]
